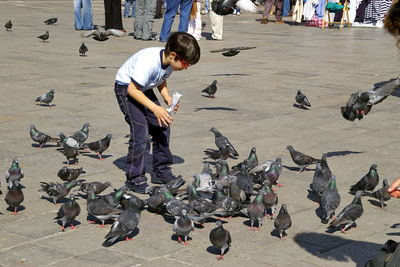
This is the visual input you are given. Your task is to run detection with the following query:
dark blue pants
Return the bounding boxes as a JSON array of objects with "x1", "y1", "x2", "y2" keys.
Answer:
[
  {"x1": 159, "y1": 0, "x2": 194, "y2": 41},
  {"x1": 114, "y1": 83, "x2": 173, "y2": 182}
]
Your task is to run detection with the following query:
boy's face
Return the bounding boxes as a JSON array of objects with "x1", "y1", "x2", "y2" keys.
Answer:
[{"x1": 169, "y1": 52, "x2": 191, "y2": 71}]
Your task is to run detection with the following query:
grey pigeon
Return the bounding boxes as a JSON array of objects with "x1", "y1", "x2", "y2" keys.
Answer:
[
  {"x1": 120, "y1": 192, "x2": 146, "y2": 211},
  {"x1": 105, "y1": 29, "x2": 126, "y2": 37},
  {"x1": 274, "y1": 204, "x2": 292, "y2": 239},
  {"x1": 265, "y1": 157, "x2": 283, "y2": 187},
  {"x1": 57, "y1": 166, "x2": 85, "y2": 182},
  {"x1": 232, "y1": 147, "x2": 258, "y2": 172},
  {"x1": 54, "y1": 194, "x2": 81, "y2": 231},
  {"x1": 349, "y1": 164, "x2": 379, "y2": 194},
  {"x1": 319, "y1": 175, "x2": 341, "y2": 224},
  {"x1": 35, "y1": 89, "x2": 55, "y2": 106},
  {"x1": 210, "y1": 127, "x2": 239, "y2": 160},
  {"x1": 5, "y1": 20, "x2": 12, "y2": 31},
  {"x1": 86, "y1": 189, "x2": 123, "y2": 227},
  {"x1": 79, "y1": 42, "x2": 88, "y2": 56},
  {"x1": 5, "y1": 158, "x2": 24, "y2": 189},
  {"x1": 287, "y1": 145, "x2": 321, "y2": 172},
  {"x1": 235, "y1": 165, "x2": 253, "y2": 199},
  {"x1": 312, "y1": 163, "x2": 331, "y2": 199},
  {"x1": 81, "y1": 134, "x2": 112, "y2": 160},
  {"x1": 188, "y1": 185, "x2": 218, "y2": 215},
  {"x1": 163, "y1": 187, "x2": 192, "y2": 218},
  {"x1": 29, "y1": 124, "x2": 59, "y2": 148},
  {"x1": 71, "y1": 123, "x2": 90, "y2": 143},
  {"x1": 61, "y1": 143, "x2": 80, "y2": 165},
  {"x1": 211, "y1": 0, "x2": 257, "y2": 15},
  {"x1": 100, "y1": 186, "x2": 127, "y2": 208},
  {"x1": 202, "y1": 80, "x2": 218, "y2": 98},
  {"x1": 247, "y1": 190, "x2": 265, "y2": 230},
  {"x1": 37, "y1": 30, "x2": 49, "y2": 42},
  {"x1": 210, "y1": 46, "x2": 256, "y2": 56},
  {"x1": 44, "y1": 17, "x2": 57, "y2": 25},
  {"x1": 341, "y1": 77, "x2": 400, "y2": 121},
  {"x1": 146, "y1": 187, "x2": 166, "y2": 212},
  {"x1": 93, "y1": 30, "x2": 109, "y2": 41},
  {"x1": 330, "y1": 190, "x2": 363, "y2": 233},
  {"x1": 40, "y1": 179, "x2": 84, "y2": 205},
  {"x1": 58, "y1": 132, "x2": 80, "y2": 148},
  {"x1": 228, "y1": 176, "x2": 247, "y2": 203},
  {"x1": 80, "y1": 181, "x2": 111, "y2": 194},
  {"x1": 102, "y1": 197, "x2": 141, "y2": 247},
  {"x1": 371, "y1": 179, "x2": 391, "y2": 209},
  {"x1": 209, "y1": 221, "x2": 231, "y2": 260},
  {"x1": 260, "y1": 180, "x2": 278, "y2": 218},
  {"x1": 173, "y1": 209, "x2": 194, "y2": 245},
  {"x1": 213, "y1": 190, "x2": 241, "y2": 217},
  {"x1": 295, "y1": 90, "x2": 311, "y2": 109},
  {"x1": 5, "y1": 180, "x2": 24, "y2": 214},
  {"x1": 192, "y1": 164, "x2": 214, "y2": 200},
  {"x1": 203, "y1": 148, "x2": 225, "y2": 160}
]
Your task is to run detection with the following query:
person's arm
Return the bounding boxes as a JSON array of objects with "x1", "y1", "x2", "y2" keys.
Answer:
[
  {"x1": 127, "y1": 81, "x2": 173, "y2": 127},
  {"x1": 157, "y1": 80, "x2": 180, "y2": 113},
  {"x1": 387, "y1": 177, "x2": 400, "y2": 198}
]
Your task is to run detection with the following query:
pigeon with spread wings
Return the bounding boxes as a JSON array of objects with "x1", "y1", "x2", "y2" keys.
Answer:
[
  {"x1": 212, "y1": 0, "x2": 258, "y2": 16},
  {"x1": 210, "y1": 46, "x2": 256, "y2": 57}
]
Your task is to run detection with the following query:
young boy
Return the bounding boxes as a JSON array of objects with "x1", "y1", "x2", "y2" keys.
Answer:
[{"x1": 114, "y1": 32, "x2": 201, "y2": 193}]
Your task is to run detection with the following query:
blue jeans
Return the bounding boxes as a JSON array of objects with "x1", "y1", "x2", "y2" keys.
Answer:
[
  {"x1": 159, "y1": 0, "x2": 194, "y2": 41},
  {"x1": 74, "y1": 0, "x2": 93, "y2": 30},
  {"x1": 282, "y1": 0, "x2": 290, "y2": 16},
  {"x1": 124, "y1": 0, "x2": 136, "y2": 17}
]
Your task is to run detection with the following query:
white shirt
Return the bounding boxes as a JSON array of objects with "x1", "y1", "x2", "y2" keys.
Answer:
[{"x1": 115, "y1": 47, "x2": 173, "y2": 91}]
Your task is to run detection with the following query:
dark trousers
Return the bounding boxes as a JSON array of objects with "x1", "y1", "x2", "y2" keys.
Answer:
[
  {"x1": 114, "y1": 83, "x2": 173, "y2": 182},
  {"x1": 263, "y1": 0, "x2": 283, "y2": 20},
  {"x1": 104, "y1": 0, "x2": 124, "y2": 30}
]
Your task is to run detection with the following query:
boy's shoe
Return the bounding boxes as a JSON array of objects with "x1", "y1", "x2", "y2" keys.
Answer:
[{"x1": 125, "y1": 176, "x2": 149, "y2": 194}]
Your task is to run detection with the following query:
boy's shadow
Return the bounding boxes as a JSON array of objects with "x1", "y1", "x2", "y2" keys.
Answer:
[{"x1": 293, "y1": 103, "x2": 309, "y2": 110}]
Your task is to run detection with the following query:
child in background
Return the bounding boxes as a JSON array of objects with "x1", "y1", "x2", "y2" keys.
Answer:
[
  {"x1": 124, "y1": 0, "x2": 136, "y2": 18},
  {"x1": 188, "y1": 0, "x2": 202, "y2": 40}
]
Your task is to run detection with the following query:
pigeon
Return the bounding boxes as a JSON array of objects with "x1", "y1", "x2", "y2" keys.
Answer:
[
  {"x1": 120, "y1": 192, "x2": 146, "y2": 211},
  {"x1": 188, "y1": 185, "x2": 218, "y2": 215},
  {"x1": 81, "y1": 134, "x2": 112, "y2": 160},
  {"x1": 5, "y1": 158, "x2": 24, "y2": 189},
  {"x1": 202, "y1": 80, "x2": 218, "y2": 98},
  {"x1": 58, "y1": 132, "x2": 80, "y2": 148},
  {"x1": 40, "y1": 180, "x2": 84, "y2": 205},
  {"x1": 29, "y1": 124, "x2": 59, "y2": 148},
  {"x1": 232, "y1": 147, "x2": 258, "y2": 172},
  {"x1": 287, "y1": 145, "x2": 321, "y2": 172},
  {"x1": 163, "y1": 188, "x2": 192, "y2": 218},
  {"x1": 265, "y1": 157, "x2": 283, "y2": 187},
  {"x1": 71, "y1": 123, "x2": 90, "y2": 143},
  {"x1": 54, "y1": 194, "x2": 81, "y2": 231},
  {"x1": 86, "y1": 189, "x2": 123, "y2": 227},
  {"x1": 193, "y1": 166, "x2": 215, "y2": 200},
  {"x1": 102, "y1": 197, "x2": 141, "y2": 247},
  {"x1": 246, "y1": 190, "x2": 265, "y2": 230},
  {"x1": 312, "y1": 162, "x2": 331, "y2": 199},
  {"x1": 93, "y1": 30, "x2": 109, "y2": 41},
  {"x1": 319, "y1": 175, "x2": 341, "y2": 224},
  {"x1": 341, "y1": 77, "x2": 400, "y2": 121},
  {"x1": 35, "y1": 89, "x2": 55, "y2": 106},
  {"x1": 203, "y1": 148, "x2": 224, "y2": 160},
  {"x1": 5, "y1": 180, "x2": 24, "y2": 214},
  {"x1": 146, "y1": 187, "x2": 166, "y2": 212},
  {"x1": 211, "y1": 0, "x2": 257, "y2": 16},
  {"x1": 295, "y1": 90, "x2": 311, "y2": 109},
  {"x1": 37, "y1": 31, "x2": 49, "y2": 42},
  {"x1": 274, "y1": 204, "x2": 292, "y2": 239},
  {"x1": 100, "y1": 186, "x2": 128, "y2": 208},
  {"x1": 210, "y1": 127, "x2": 239, "y2": 160},
  {"x1": 213, "y1": 190, "x2": 241, "y2": 217},
  {"x1": 260, "y1": 180, "x2": 278, "y2": 218},
  {"x1": 79, "y1": 42, "x2": 88, "y2": 56},
  {"x1": 5, "y1": 20, "x2": 12, "y2": 31},
  {"x1": 371, "y1": 179, "x2": 391, "y2": 209},
  {"x1": 349, "y1": 164, "x2": 379, "y2": 194},
  {"x1": 173, "y1": 209, "x2": 194, "y2": 245},
  {"x1": 210, "y1": 46, "x2": 257, "y2": 56},
  {"x1": 80, "y1": 181, "x2": 111, "y2": 194},
  {"x1": 105, "y1": 29, "x2": 126, "y2": 37},
  {"x1": 44, "y1": 17, "x2": 58, "y2": 25},
  {"x1": 209, "y1": 221, "x2": 232, "y2": 260},
  {"x1": 235, "y1": 165, "x2": 253, "y2": 199},
  {"x1": 228, "y1": 176, "x2": 247, "y2": 203},
  {"x1": 61, "y1": 143, "x2": 80, "y2": 165},
  {"x1": 57, "y1": 166, "x2": 85, "y2": 182},
  {"x1": 330, "y1": 190, "x2": 363, "y2": 233}
]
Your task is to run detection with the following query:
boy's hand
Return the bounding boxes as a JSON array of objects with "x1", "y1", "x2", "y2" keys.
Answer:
[
  {"x1": 152, "y1": 105, "x2": 173, "y2": 127},
  {"x1": 164, "y1": 95, "x2": 172, "y2": 106},
  {"x1": 387, "y1": 177, "x2": 400, "y2": 198}
]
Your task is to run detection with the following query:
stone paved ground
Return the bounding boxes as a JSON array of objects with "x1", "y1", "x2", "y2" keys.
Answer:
[{"x1": 1, "y1": 0, "x2": 400, "y2": 266}]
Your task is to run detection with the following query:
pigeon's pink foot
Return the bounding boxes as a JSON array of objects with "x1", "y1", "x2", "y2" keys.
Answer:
[
  {"x1": 183, "y1": 241, "x2": 190, "y2": 246},
  {"x1": 217, "y1": 255, "x2": 224, "y2": 260},
  {"x1": 60, "y1": 226, "x2": 65, "y2": 231},
  {"x1": 70, "y1": 225, "x2": 78, "y2": 229},
  {"x1": 125, "y1": 237, "x2": 134, "y2": 241},
  {"x1": 97, "y1": 223, "x2": 106, "y2": 228},
  {"x1": 277, "y1": 183, "x2": 283, "y2": 187}
]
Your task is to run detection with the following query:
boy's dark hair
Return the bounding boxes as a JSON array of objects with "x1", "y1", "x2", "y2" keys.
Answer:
[
  {"x1": 165, "y1": 32, "x2": 200, "y2": 65},
  {"x1": 385, "y1": 0, "x2": 400, "y2": 47}
]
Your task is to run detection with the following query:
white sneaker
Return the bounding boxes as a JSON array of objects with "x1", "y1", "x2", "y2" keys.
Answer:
[{"x1": 374, "y1": 20, "x2": 384, "y2": 28}]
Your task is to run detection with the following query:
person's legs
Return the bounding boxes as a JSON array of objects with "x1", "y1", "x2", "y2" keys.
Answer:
[
  {"x1": 132, "y1": 0, "x2": 136, "y2": 16},
  {"x1": 74, "y1": 0, "x2": 84, "y2": 30},
  {"x1": 134, "y1": 0, "x2": 145, "y2": 38},
  {"x1": 112, "y1": 0, "x2": 124, "y2": 29},
  {"x1": 177, "y1": 0, "x2": 194, "y2": 32},
  {"x1": 104, "y1": 0, "x2": 113, "y2": 29},
  {"x1": 159, "y1": 0, "x2": 180, "y2": 41},
  {"x1": 262, "y1": 0, "x2": 275, "y2": 21},
  {"x1": 282, "y1": 0, "x2": 289, "y2": 16},
  {"x1": 124, "y1": 0, "x2": 131, "y2": 17},
  {"x1": 155, "y1": 0, "x2": 163, "y2": 18},
  {"x1": 209, "y1": 0, "x2": 223, "y2": 39},
  {"x1": 142, "y1": 0, "x2": 157, "y2": 39},
  {"x1": 275, "y1": 0, "x2": 283, "y2": 21}
]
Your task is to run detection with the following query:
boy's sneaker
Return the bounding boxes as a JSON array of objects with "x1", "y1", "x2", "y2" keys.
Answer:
[
  {"x1": 125, "y1": 176, "x2": 149, "y2": 194},
  {"x1": 151, "y1": 174, "x2": 183, "y2": 185}
]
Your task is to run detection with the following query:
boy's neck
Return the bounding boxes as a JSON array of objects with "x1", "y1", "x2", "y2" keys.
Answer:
[{"x1": 162, "y1": 51, "x2": 170, "y2": 67}]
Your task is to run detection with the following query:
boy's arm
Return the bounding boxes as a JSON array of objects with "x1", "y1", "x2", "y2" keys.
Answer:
[
  {"x1": 127, "y1": 81, "x2": 173, "y2": 127},
  {"x1": 157, "y1": 80, "x2": 172, "y2": 106}
]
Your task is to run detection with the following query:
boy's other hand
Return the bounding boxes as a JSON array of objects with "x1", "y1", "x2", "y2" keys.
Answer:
[
  {"x1": 387, "y1": 177, "x2": 400, "y2": 198},
  {"x1": 153, "y1": 105, "x2": 173, "y2": 127},
  {"x1": 164, "y1": 95, "x2": 172, "y2": 106}
]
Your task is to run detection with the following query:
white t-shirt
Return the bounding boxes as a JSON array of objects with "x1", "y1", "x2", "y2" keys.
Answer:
[{"x1": 115, "y1": 47, "x2": 173, "y2": 91}]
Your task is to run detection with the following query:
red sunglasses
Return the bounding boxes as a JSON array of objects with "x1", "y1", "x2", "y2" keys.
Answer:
[{"x1": 175, "y1": 54, "x2": 191, "y2": 69}]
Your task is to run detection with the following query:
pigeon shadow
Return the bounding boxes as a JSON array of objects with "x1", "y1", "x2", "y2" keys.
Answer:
[
  {"x1": 293, "y1": 103, "x2": 309, "y2": 110},
  {"x1": 206, "y1": 245, "x2": 230, "y2": 256},
  {"x1": 82, "y1": 66, "x2": 119, "y2": 70},
  {"x1": 194, "y1": 107, "x2": 238, "y2": 112},
  {"x1": 36, "y1": 103, "x2": 56, "y2": 107},
  {"x1": 6, "y1": 205, "x2": 26, "y2": 213},
  {"x1": 86, "y1": 214, "x2": 115, "y2": 226},
  {"x1": 367, "y1": 199, "x2": 386, "y2": 208},
  {"x1": 55, "y1": 220, "x2": 82, "y2": 229},
  {"x1": 62, "y1": 159, "x2": 80, "y2": 165},
  {"x1": 209, "y1": 73, "x2": 251, "y2": 77},
  {"x1": 170, "y1": 234, "x2": 192, "y2": 242},
  {"x1": 41, "y1": 196, "x2": 68, "y2": 205},
  {"x1": 326, "y1": 151, "x2": 365, "y2": 157},
  {"x1": 373, "y1": 78, "x2": 400, "y2": 98},
  {"x1": 294, "y1": 232, "x2": 383, "y2": 266},
  {"x1": 31, "y1": 143, "x2": 59, "y2": 148},
  {"x1": 104, "y1": 228, "x2": 140, "y2": 246},
  {"x1": 81, "y1": 153, "x2": 112, "y2": 160}
]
